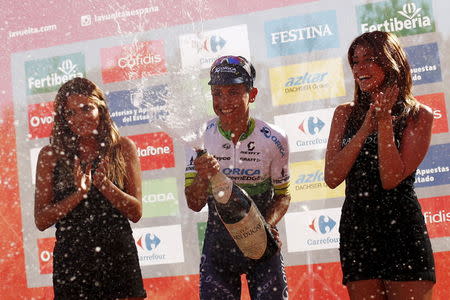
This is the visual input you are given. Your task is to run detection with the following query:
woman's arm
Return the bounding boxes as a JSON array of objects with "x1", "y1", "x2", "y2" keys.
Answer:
[
  {"x1": 324, "y1": 103, "x2": 377, "y2": 189},
  {"x1": 377, "y1": 104, "x2": 433, "y2": 190},
  {"x1": 93, "y1": 136, "x2": 143, "y2": 222},
  {"x1": 34, "y1": 146, "x2": 90, "y2": 231}
]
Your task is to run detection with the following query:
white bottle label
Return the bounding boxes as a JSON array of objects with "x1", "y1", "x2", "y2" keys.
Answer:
[
  {"x1": 223, "y1": 203, "x2": 267, "y2": 259},
  {"x1": 211, "y1": 175, "x2": 233, "y2": 204}
]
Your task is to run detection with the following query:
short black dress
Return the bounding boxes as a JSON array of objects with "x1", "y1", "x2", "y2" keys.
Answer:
[
  {"x1": 339, "y1": 116, "x2": 436, "y2": 285},
  {"x1": 52, "y1": 159, "x2": 147, "y2": 299}
]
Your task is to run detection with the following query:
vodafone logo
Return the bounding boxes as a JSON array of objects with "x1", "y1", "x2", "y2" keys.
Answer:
[
  {"x1": 128, "y1": 132, "x2": 175, "y2": 171},
  {"x1": 101, "y1": 41, "x2": 167, "y2": 84},
  {"x1": 28, "y1": 101, "x2": 54, "y2": 139},
  {"x1": 37, "y1": 237, "x2": 55, "y2": 274}
]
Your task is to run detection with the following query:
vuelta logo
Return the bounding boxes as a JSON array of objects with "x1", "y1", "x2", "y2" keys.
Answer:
[
  {"x1": 298, "y1": 116, "x2": 325, "y2": 136},
  {"x1": 101, "y1": 40, "x2": 167, "y2": 84},
  {"x1": 309, "y1": 215, "x2": 336, "y2": 234},
  {"x1": 28, "y1": 101, "x2": 54, "y2": 139},
  {"x1": 128, "y1": 132, "x2": 175, "y2": 171},
  {"x1": 261, "y1": 127, "x2": 286, "y2": 157},
  {"x1": 358, "y1": 0, "x2": 435, "y2": 36},
  {"x1": 25, "y1": 53, "x2": 85, "y2": 95},
  {"x1": 193, "y1": 35, "x2": 227, "y2": 53},
  {"x1": 136, "y1": 233, "x2": 161, "y2": 251}
]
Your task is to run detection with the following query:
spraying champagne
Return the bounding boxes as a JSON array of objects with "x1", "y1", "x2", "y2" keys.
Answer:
[{"x1": 197, "y1": 149, "x2": 279, "y2": 261}]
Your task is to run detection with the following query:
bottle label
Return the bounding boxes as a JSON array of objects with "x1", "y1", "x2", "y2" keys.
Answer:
[
  {"x1": 224, "y1": 203, "x2": 267, "y2": 259},
  {"x1": 211, "y1": 179, "x2": 233, "y2": 204}
]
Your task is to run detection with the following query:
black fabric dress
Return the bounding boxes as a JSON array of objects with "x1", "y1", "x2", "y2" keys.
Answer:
[
  {"x1": 339, "y1": 115, "x2": 436, "y2": 285},
  {"x1": 52, "y1": 159, "x2": 147, "y2": 299}
]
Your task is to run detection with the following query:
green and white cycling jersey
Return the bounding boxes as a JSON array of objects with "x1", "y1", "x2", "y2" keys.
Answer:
[{"x1": 185, "y1": 117, "x2": 290, "y2": 198}]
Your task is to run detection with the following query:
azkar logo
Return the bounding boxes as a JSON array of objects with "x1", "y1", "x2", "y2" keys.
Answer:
[
  {"x1": 260, "y1": 127, "x2": 286, "y2": 157},
  {"x1": 284, "y1": 72, "x2": 329, "y2": 94},
  {"x1": 295, "y1": 170, "x2": 323, "y2": 184},
  {"x1": 136, "y1": 233, "x2": 161, "y2": 251},
  {"x1": 192, "y1": 35, "x2": 227, "y2": 53},
  {"x1": 309, "y1": 215, "x2": 336, "y2": 234},
  {"x1": 298, "y1": 116, "x2": 325, "y2": 136}
]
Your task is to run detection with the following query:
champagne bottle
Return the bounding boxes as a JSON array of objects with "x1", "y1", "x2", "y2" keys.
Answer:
[{"x1": 197, "y1": 149, "x2": 279, "y2": 261}]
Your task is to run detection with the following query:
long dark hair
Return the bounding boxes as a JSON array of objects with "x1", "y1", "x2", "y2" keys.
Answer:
[
  {"x1": 347, "y1": 31, "x2": 419, "y2": 131},
  {"x1": 51, "y1": 77, "x2": 126, "y2": 188}
]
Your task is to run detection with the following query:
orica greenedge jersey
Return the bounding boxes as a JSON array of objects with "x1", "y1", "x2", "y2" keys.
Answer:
[{"x1": 185, "y1": 117, "x2": 290, "y2": 200}]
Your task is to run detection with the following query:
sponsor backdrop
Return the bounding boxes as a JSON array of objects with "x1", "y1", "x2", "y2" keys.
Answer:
[{"x1": 1, "y1": 0, "x2": 450, "y2": 299}]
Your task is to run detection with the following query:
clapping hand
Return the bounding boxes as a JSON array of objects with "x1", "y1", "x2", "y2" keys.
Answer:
[
  {"x1": 373, "y1": 85, "x2": 399, "y2": 118},
  {"x1": 93, "y1": 157, "x2": 109, "y2": 190},
  {"x1": 74, "y1": 156, "x2": 92, "y2": 195}
]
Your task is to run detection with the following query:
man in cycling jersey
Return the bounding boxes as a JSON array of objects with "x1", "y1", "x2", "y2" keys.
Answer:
[{"x1": 185, "y1": 55, "x2": 291, "y2": 300}]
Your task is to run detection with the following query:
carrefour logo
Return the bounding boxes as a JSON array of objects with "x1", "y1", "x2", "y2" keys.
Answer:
[
  {"x1": 195, "y1": 35, "x2": 227, "y2": 53},
  {"x1": 285, "y1": 208, "x2": 341, "y2": 252},
  {"x1": 265, "y1": 10, "x2": 339, "y2": 57},
  {"x1": 309, "y1": 215, "x2": 336, "y2": 234},
  {"x1": 136, "y1": 233, "x2": 161, "y2": 251},
  {"x1": 299, "y1": 116, "x2": 325, "y2": 136},
  {"x1": 357, "y1": 0, "x2": 435, "y2": 37},
  {"x1": 25, "y1": 53, "x2": 85, "y2": 95},
  {"x1": 179, "y1": 24, "x2": 251, "y2": 70}
]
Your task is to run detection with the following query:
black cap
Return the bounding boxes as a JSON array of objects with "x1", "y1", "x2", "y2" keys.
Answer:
[{"x1": 208, "y1": 56, "x2": 255, "y2": 87}]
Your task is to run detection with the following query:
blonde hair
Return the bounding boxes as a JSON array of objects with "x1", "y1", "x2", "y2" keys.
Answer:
[{"x1": 51, "y1": 77, "x2": 126, "y2": 188}]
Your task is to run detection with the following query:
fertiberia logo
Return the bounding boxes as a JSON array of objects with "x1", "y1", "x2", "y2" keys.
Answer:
[
  {"x1": 25, "y1": 53, "x2": 85, "y2": 95},
  {"x1": 357, "y1": 0, "x2": 435, "y2": 36}
]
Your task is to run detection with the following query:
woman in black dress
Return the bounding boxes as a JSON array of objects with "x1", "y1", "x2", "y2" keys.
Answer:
[
  {"x1": 35, "y1": 77, "x2": 147, "y2": 299},
  {"x1": 325, "y1": 31, "x2": 435, "y2": 299}
]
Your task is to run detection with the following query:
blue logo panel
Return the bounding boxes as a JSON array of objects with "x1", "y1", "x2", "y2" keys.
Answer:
[
  {"x1": 405, "y1": 43, "x2": 442, "y2": 85},
  {"x1": 108, "y1": 85, "x2": 169, "y2": 127},
  {"x1": 264, "y1": 10, "x2": 339, "y2": 57},
  {"x1": 415, "y1": 143, "x2": 450, "y2": 187}
]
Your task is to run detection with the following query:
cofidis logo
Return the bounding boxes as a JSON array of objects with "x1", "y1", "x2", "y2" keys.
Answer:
[
  {"x1": 274, "y1": 108, "x2": 334, "y2": 153},
  {"x1": 415, "y1": 93, "x2": 448, "y2": 134},
  {"x1": 37, "y1": 237, "x2": 55, "y2": 274},
  {"x1": 128, "y1": 132, "x2": 174, "y2": 171},
  {"x1": 405, "y1": 43, "x2": 442, "y2": 85},
  {"x1": 179, "y1": 24, "x2": 251, "y2": 70},
  {"x1": 101, "y1": 40, "x2": 166, "y2": 83},
  {"x1": 133, "y1": 225, "x2": 184, "y2": 266},
  {"x1": 142, "y1": 177, "x2": 179, "y2": 218},
  {"x1": 415, "y1": 143, "x2": 450, "y2": 187},
  {"x1": 284, "y1": 208, "x2": 341, "y2": 252},
  {"x1": 28, "y1": 101, "x2": 54, "y2": 139},
  {"x1": 269, "y1": 58, "x2": 345, "y2": 106},
  {"x1": 420, "y1": 195, "x2": 450, "y2": 239},
  {"x1": 265, "y1": 10, "x2": 339, "y2": 57},
  {"x1": 357, "y1": 0, "x2": 435, "y2": 36},
  {"x1": 25, "y1": 53, "x2": 85, "y2": 95},
  {"x1": 108, "y1": 85, "x2": 169, "y2": 127},
  {"x1": 289, "y1": 160, "x2": 345, "y2": 202}
]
